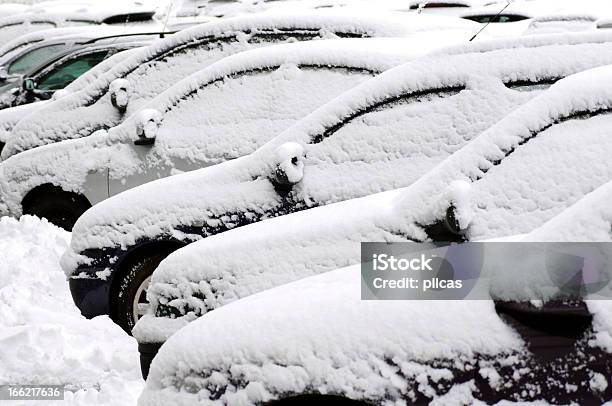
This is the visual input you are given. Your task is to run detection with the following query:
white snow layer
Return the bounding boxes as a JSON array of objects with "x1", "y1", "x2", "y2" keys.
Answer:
[
  {"x1": 138, "y1": 266, "x2": 523, "y2": 406},
  {"x1": 61, "y1": 37, "x2": 612, "y2": 270},
  {"x1": 0, "y1": 37, "x2": 429, "y2": 221},
  {"x1": 2, "y1": 12, "x2": 477, "y2": 159},
  {"x1": 135, "y1": 63, "x2": 612, "y2": 342},
  {"x1": 524, "y1": 180, "x2": 612, "y2": 242},
  {"x1": 0, "y1": 216, "x2": 143, "y2": 405}
]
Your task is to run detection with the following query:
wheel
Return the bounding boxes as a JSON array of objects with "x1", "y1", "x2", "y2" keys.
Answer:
[
  {"x1": 111, "y1": 250, "x2": 174, "y2": 334},
  {"x1": 22, "y1": 187, "x2": 91, "y2": 231}
]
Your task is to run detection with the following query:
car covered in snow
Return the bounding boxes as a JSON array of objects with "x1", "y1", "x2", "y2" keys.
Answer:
[
  {"x1": 0, "y1": 33, "x2": 161, "y2": 110},
  {"x1": 0, "y1": 45, "x2": 144, "y2": 154},
  {"x1": 134, "y1": 62, "x2": 612, "y2": 378},
  {"x1": 135, "y1": 65, "x2": 612, "y2": 403},
  {"x1": 57, "y1": 32, "x2": 612, "y2": 333},
  {"x1": 0, "y1": 25, "x2": 172, "y2": 88},
  {"x1": 138, "y1": 261, "x2": 612, "y2": 405},
  {"x1": 0, "y1": 36, "x2": 432, "y2": 231},
  {"x1": 0, "y1": 2, "x2": 158, "y2": 45},
  {"x1": 0, "y1": 12, "x2": 477, "y2": 160}
]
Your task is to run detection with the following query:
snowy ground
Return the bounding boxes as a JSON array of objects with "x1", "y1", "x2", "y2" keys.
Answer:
[{"x1": 0, "y1": 216, "x2": 143, "y2": 406}]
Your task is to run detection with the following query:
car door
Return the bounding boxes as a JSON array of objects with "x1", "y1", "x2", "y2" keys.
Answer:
[
  {"x1": 464, "y1": 110, "x2": 612, "y2": 240},
  {"x1": 108, "y1": 64, "x2": 377, "y2": 196}
]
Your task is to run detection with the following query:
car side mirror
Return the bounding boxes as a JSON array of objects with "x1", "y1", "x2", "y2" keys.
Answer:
[
  {"x1": 23, "y1": 77, "x2": 36, "y2": 91},
  {"x1": 109, "y1": 78, "x2": 132, "y2": 112},
  {"x1": 423, "y1": 181, "x2": 472, "y2": 242},
  {"x1": 270, "y1": 142, "x2": 306, "y2": 192},
  {"x1": 135, "y1": 109, "x2": 162, "y2": 146},
  {"x1": 0, "y1": 67, "x2": 8, "y2": 82}
]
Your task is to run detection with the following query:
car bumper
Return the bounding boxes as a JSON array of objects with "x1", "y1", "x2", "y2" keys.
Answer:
[
  {"x1": 69, "y1": 275, "x2": 112, "y2": 318},
  {"x1": 139, "y1": 342, "x2": 163, "y2": 380}
]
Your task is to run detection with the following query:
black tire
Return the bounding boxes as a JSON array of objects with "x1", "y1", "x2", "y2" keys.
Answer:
[
  {"x1": 111, "y1": 250, "x2": 174, "y2": 334},
  {"x1": 22, "y1": 187, "x2": 91, "y2": 231}
]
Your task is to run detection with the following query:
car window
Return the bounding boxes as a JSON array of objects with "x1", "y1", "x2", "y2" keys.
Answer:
[
  {"x1": 463, "y1": 14, "x2": 529, "y2": 23},
  {"x1": 468, "y1": 112, "x2": 612, "y2": 239},
  {"x1": 119, "y1": 30, "x2": 336, "y2": 114},
  {"x1": 37, "y1": 50, "x2": 110, "y2": 91},
  {"x1": 7, "y1": 43, "x2": 67, "y2": 75},
  {"x1": 155, "y1": 65, "x2": 376, "y2": 164},
  {"x1": 299, "y1": 83, "x2": 538, "y2": 203}
]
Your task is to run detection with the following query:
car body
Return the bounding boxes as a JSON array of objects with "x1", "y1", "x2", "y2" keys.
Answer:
[
  {"x1": 524, "y1": 179, "x2": 612, "y2": 243},
  {"x1": 0, "y1": 36, "x2": 155, "y2": 109},
  {"x1": 134, "y1": 64, "x2": 612, "y2": 393},
  {"x1": 0, "y1": 25, "x2": 172, "y2": 83},
  {"x1": 56, "y1": 33, "x2": 612, "y2": 333},
  {"x1": 0, "y1": 2, "x2": 158, "y2": 44},
  {"x1": 138, "y1": 259, "x2": 612, "y2": 405},
  {"x1": 0, "y1": 46, "x2": 144, "y2": 153},
  {"x1": 1, "y1": 12, "x2": 477, "y2": 159},
  {"x1": 0, "y1": 35, "x2": 433, "y2": 231}
]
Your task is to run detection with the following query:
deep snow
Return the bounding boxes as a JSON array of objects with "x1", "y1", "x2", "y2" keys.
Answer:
[{"x1": 0, "y1": 216, "x2": 143, "y2": 406}]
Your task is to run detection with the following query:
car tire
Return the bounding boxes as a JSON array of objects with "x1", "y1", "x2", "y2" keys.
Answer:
[
  {"x1": 22, "y1": 188, "x2": 91, "y2": 231},
  {"x1": 111, "y1": 250, "x2": 173, "y2": 334}
]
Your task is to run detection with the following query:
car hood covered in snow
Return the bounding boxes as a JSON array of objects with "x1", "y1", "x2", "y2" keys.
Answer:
[
  {"x1": 62, "y1": 34, "x2": 612, "y2": 271},
  {"x1": 134, "y1": 63, "x2": 612, "y2": 343},
  {"x1": 1, "y1": 11, "x2": 478, "y2": 159}
]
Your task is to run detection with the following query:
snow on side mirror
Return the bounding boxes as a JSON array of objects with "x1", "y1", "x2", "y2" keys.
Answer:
[
  {"x1": 109, "y1": 78, "x2": 132, "y2": 112},
  {"x1": 424, "y1": 180, "x2": 473, "y2": 242},
  {"x1": 0, "y1": 67, "x2": 8, "y2": 81},
  {"x1": 135, "y1": 109, "x2": 162, "y2": 146},
  {"x1": 271, "y1": 142, "x2": 306, "y2": 192}
]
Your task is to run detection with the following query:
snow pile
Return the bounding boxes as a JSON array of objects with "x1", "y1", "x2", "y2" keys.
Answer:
[
  {"x1": 0, "y1": 216, "x2": 143, "y2": 406},
  {"x1": 139, "y1": 266, "x2": 522, "y2": 405},
  {"x1": 62, "y1": 37, "x2": 612, "y2": 269}
]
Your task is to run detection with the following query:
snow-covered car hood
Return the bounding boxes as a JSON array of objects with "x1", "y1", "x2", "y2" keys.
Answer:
[
  {"x1": 135, "y1": 63, "x2": 612, "y2": 343},
  {"x1": 2, "y1": 11, "x2": 478, "y2": 160},
  {"x1": 63, "y1": 36, "x2": 612, "y2": 271}
]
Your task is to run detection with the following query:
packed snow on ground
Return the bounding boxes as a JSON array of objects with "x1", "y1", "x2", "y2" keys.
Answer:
[{"x1": 0, "y1": 216, "x2": 143, "y2": 406}]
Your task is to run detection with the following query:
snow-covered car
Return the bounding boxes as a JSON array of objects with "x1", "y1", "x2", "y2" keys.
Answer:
[
  {"x1": 0, "y1": 25, "x2": 173, "y2": 85},
  {"x1": 132, "y1": 62, "x2": 612, "y2": 377},
  {"x1": 138, "y1": 260, "x2": 612, "y2": 405},
  {"x1": 0, "y1": 34, "x2": 159, "y2": 110},
  {"x1": 0, "y1": 37, "x2": 431, "y2": 231},
  {"x1": 0, "y1": 46, "x2": 143, "y2": 153},
  {"x1": 135, "y1": 65, "x2": 612, "y2": 403},
  {"x1": 525, "y1": 180, "x2": 612, "y2": 243},
  {"x1": 1, "y1": 12, "x2": 476, "y2": 159},
  {"x1": 0, "y1": 2, "x2": 158, "y2": 45},
  {"x1": 58, "y1": 33, "x2": 612, "y2": 333}
]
